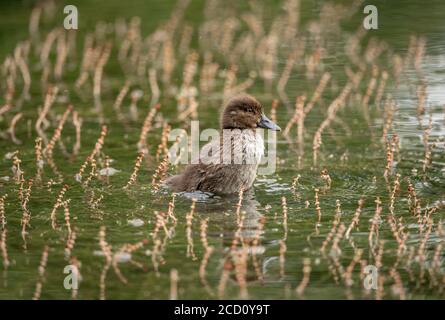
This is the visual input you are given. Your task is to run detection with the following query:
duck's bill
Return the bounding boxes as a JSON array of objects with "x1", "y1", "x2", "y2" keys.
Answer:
[{"x1": 258, "y1": 114, "x2": 281, "y2": 131}]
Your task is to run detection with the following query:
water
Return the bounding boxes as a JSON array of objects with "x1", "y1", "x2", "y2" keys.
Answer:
[{"x1": 0, "y1": 0, "x2": 444, "y2": 300}]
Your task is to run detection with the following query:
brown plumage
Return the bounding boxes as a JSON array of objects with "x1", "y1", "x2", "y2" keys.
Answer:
[{"x1": 165, "y1": 94, "x2": 280, "y2": 194}]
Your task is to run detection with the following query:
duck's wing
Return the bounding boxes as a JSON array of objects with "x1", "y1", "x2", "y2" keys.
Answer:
[{"x1": 165, "y1": 133, "x2": 260, "y2": 193}]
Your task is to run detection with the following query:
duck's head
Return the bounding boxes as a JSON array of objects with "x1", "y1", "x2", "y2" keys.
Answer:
[{"x1": 221, "y1": 94, "x2": 281, "y2": 131}]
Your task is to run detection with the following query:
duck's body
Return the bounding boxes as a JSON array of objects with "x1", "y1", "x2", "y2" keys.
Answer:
[
  {"x1": 166, "y1": 129, "x2": 264, "y2": 193},
  {"x1": 165, "y1": 94, "x2": 280, "y2": 194}
]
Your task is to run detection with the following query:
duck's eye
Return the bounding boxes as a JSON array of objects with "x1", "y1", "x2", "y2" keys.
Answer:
[{"x1": 245, "y1": 107, "x2": 254, "y2": 113}]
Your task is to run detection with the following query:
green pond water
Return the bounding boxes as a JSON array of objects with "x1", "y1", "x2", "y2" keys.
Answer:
[{"x1": 0, "y1": 0, "x2": 445, "y2": 299}]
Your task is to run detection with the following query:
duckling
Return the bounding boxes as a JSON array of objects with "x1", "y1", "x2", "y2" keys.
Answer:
[{"x1": 165, "y1": 94, "x2": 280, "y2": 194}]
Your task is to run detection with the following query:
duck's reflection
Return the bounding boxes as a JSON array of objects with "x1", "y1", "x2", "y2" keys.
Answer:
[{"x1": 184, "y1": 189, "x2": 270, "y2": 296}]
